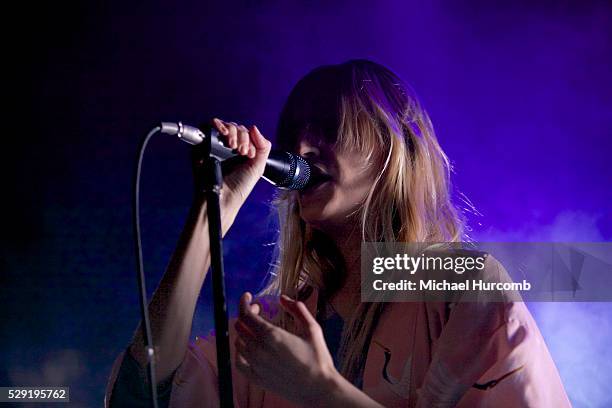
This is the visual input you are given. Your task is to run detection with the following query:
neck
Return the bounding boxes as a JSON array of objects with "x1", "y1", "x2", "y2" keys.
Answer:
[{"x1": 320, "y1": 222, "x2": 362, "y2": 321}]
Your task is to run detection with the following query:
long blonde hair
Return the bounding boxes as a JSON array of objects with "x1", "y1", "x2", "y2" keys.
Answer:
[{"x1": 259, "y1": 60, "x2": 465, "y2": 384}]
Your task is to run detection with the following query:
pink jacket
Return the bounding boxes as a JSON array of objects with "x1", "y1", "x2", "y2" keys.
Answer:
[{"x1": 105, "y1": 268, "x2": 571, "y2": 407}]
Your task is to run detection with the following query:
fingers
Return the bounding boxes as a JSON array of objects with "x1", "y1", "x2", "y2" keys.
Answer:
[
  {"x1": 235, "y1": 293, "x2": 271, "y2": 382},
  {"x1": 238, "y1": 291, "x2": 254, "y2": 317},
  {"x1": 238, "y1": 292, "x2": 276, "y2": 339},
  {"x1": 235, "y1": 311, "x2": 258, "y2": 362},
  {"x1": 235, "y1": 336, "x2": 249, "y2": 356},
  {"x1": 248, "y1": 143, "x2": 256, "y2": 159},
  {"x1": 212, "y1": 117, "x2": 229, "y2": 136},
  {"x1": 238, "y1": 291, "x2": 262, "y2": 315},
  {"x1": 212, "y1": 118, "x2": 267, "y2": 159},
  {"x1": 235, "y1": 337, "x2": 259, "y2": 381},
  {"x1": 235, "y1": 318, "x2": 255, "y2": 339},
  {"x1": 236, "y1": 124, "x2": 250, "y2": 155},
  {"x1": 250, "y1": 302, "x2": 261, "y2": 316},
  {"x1": 279, "y1": 295, "x2": 320, "y2": 338},
  {"x1": 212, "y1": 118, "x2": 234, "y2": 148},
  {"x1": 235, "y1": 353, "x2": 254, "y2": 376}
]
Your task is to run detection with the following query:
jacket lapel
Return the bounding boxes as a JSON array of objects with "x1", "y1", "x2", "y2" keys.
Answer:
[
  {"x1": 306, "y1": 287, "x2": 419, "y2": 407},
  {"x1": 362, "y1": 302, "x2": 419, "y2": 407}
]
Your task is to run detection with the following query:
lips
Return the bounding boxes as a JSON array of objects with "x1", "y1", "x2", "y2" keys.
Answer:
[{"x1": 302, "y1": 167, "x2": 333, "y2": 194}]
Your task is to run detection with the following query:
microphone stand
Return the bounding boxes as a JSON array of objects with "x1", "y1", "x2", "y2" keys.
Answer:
[
  {"x1": 153, "y1": 120, "x2": 311, "y2": 407},
  {"x1": 200, "y1": 133, "x2": 234, "y2": 408}
]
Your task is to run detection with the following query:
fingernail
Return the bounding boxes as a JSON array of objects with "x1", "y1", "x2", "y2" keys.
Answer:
[{"x1": 218, "y1": 122, "x2": 228, "y2": 135}]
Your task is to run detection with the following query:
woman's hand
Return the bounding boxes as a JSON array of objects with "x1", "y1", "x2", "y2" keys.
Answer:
[
  {"x1": 234, "y1": 292, "x2": 339, "y2": 406},
  {"x1": 192, "y1": 118, "x2": 272, "y2": 214}
]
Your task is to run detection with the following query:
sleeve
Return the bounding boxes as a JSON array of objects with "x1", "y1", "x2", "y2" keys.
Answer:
[
  {"x1": 103, "y1": 338, "x2": 239, "y2": 408},
  {"x1": 104, "y1": 296, "x2": 282, "y2": 407},
  {"x1": 105, "y1": 318, "x2": 271, "y2": 407},
  {"x1": 416, "y1": 255, "x2": 571, "y2": 408},
  {"x1": 168, "y1": 321, "x2": 267, "y2": 408},
  {"x1": 105, "y1": 347, "x2": 174, "y2": 408}
]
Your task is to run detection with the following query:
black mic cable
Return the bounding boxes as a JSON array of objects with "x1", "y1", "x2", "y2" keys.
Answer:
[{"x1": 133, "y1": 126, "x2": 161, "y2": 408}]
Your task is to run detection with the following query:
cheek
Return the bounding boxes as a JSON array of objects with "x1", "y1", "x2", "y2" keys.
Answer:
[
  {"x1": 298, "y1": 152, "x2": 377, "y2": 224},
  {"x1": 329, "y1": 168, "x2": 374, "y2": 213}
]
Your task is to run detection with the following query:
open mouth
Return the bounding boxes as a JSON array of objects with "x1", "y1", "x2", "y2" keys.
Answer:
[{"x1": 302, "y1": 167, "x2": 333, "y2": 193}]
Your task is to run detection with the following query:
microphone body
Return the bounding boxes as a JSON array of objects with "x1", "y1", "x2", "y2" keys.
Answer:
[{"x1": 160, "y1": 122, "x2": 312, "y2": 190}]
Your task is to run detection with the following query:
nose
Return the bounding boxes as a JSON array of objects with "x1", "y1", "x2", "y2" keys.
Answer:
[{"x1": 298, "y1": 139, "x2": 320, "y2": 159}]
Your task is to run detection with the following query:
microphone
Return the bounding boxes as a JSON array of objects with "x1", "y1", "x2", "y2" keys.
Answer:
[{"x1": 160, "y1": 121, "x2": 317, "y2": 190}]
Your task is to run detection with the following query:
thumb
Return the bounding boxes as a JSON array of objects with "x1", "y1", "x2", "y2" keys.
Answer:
[
  {"x1": 251, "y1": 125, "x2": 272, "y2": 152},
  {"x1": 280, "y1": 295, "x2": 319, "y2": 337}
]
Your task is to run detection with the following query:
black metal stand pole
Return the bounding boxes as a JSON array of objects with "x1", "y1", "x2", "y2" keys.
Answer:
[{"x1": 202, "y1": 155, "x2": 234, "y2": 408}]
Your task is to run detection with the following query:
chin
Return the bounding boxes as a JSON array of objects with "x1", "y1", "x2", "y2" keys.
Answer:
[
  {"x1": 299, "y1": 206, "x2": 357, "y2": 235},
  {"x1": 299, "y1": 207, "x2": 331, "y2": 227},
  {"x1": 298, "y1": 189, "x2": 334, "y2": 225},
  {"x1": 298, "y1": 192, "x2": 362, "y2": 233}
]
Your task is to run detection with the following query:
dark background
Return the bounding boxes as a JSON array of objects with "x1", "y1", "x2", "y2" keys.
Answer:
[{"x1": 3, "y1": 1, "x2": 611, "y2": 406}]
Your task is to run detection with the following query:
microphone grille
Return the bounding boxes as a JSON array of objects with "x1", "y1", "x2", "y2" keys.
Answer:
[{"x1": 286, "y1": 154, "x2": 311, "y2": 190}]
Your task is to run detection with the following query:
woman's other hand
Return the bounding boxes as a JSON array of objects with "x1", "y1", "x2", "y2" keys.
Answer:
[{"x1": 234, "y1": 292, "x2": 339, "y2": 406}]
